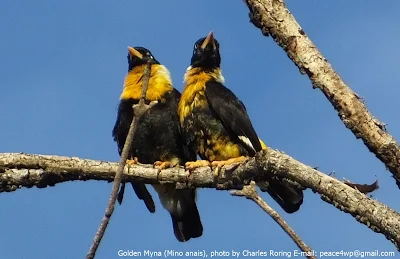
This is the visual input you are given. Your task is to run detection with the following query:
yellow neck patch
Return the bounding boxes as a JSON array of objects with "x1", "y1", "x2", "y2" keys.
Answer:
[
  {"x1": 120, "y1": 64, "x2": 173, "y2": 101},
  {"x1": 178, "y1": 67, "x2": 224, "y2": 123},
  {"x1": 183, "y1": 66, "x2": 225, "y2": 85}
]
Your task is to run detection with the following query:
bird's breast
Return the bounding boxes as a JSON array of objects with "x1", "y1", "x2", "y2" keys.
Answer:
[{"x1": 178, "y1": 82, "x2": 208, "y2": 124}]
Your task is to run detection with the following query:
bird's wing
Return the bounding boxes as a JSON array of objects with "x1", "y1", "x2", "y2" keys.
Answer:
[
  {"x1": 112, "y1": 98, "x2": 139, "y2": 155},
  {"x1": 112, "y1": 98, "x2": 155, "y2": 212},
  {"x1": 205, "y1": 80, "x2": 261, "y2": 154}
]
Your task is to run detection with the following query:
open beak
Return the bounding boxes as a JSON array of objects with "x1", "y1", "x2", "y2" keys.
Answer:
[
  {"x1": 127, "y1": 46, "x2": 143, "y2": 59},
  {"x1": 200, "y1": 32, "x2": 216, "y2": 50}
]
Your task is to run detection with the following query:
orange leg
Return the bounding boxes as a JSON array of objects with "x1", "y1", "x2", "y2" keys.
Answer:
[
  {"x1": 185, "y1": 160, "x2": 211, "y2": 170},
  {"x1": 154, "y1": 160, "x2": 179, "y2": 170},
  {"x1": 211, "y1": 156, "x2": 248, "y2": 168},
  {"x1": 211, "y1": 156, "x2": 249, "y2": 178},
  {"x1": 154, "y1": 161, "x2": 171, "y2": 170},
  {"x1": 126, "y1": 157, "x2": 139, "y2": 166},
  {"x1": 154, "y1": 157, "x2": 180, "y2": 170}
]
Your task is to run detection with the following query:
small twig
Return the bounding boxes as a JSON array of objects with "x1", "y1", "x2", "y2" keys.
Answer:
[
  {"x1": 232, "y1": 182, "x2": 316, "y2": 259},
  {"x1": 86, "y1": 61, "x2": 152, "y2": 259}
]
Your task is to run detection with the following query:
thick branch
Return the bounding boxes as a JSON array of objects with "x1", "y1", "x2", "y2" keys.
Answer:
[
  {"x1": 243, "y1": 0, "x2": 400, "y2": 187},
  {"x1": 254, "y1": 149, "x2": 400, "y2": 250},
  {"x1": 0, "y1": 151, "x2": 399, "y2": 249}
]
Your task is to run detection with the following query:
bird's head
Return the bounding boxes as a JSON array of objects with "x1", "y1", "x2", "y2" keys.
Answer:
[
  {"x1": 127, "y1": 46, "x2": 159, "y2": 71},
  {"x1": 190, "y1": 32, "x2": 221, "y2": 69}
]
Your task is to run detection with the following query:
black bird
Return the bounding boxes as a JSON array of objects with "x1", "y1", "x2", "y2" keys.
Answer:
[
  {"x1": 112, "y1": 46, "x2": 203, "y2": 241},
  {"x1": 178, "y1": 32, "x2": 303, "y2": 213}
]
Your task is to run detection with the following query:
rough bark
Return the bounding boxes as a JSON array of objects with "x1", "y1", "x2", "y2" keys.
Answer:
[
  {"x1": 242, "y1": 0, "x2": 400, "y2": 187},
  {"x1": 1, "y1": 151, "x2": 399, "y2": 249},
  {"x1": 254, "y1": 150, "x2": 400, "y2": 249}
]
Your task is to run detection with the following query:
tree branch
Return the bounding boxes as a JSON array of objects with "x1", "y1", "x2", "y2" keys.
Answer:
[
  {"x1": 86, "y1": 61, "x2": 153, "y2": 259},
  {"x1": 254, "y1": 149, "x2": 400, "y2": 250},
  {"x1": 1, "y1": 150, "x2": 399, "y2": 250},
  {"x1": 242, "y1": 0, "x2": 400, "y2": 187},
  {"x1": 232, "y1": 182, "x2": 316, "y2": 259}
]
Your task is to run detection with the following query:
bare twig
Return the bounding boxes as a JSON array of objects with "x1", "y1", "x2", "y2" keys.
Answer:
[
  {"x1": 86, "y1": 61, "x2": 152, "y2": 259},
  {"x1": 242, "y1": 0, "x2": 400, "y2": 187},
  {"x1": 232, "y1": 182, "x2": 316, "y2": 259},
  {"x1": 1, "y1": 150, "x2": 399, "y2": 250}
]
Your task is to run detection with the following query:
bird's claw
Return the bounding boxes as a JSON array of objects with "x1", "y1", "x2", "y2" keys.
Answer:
[
  {"x1": 154, "y1": 161, "x2": 172, "y2": 170},
  {"x1": 126, "y1": 157, "x2": 139, "y2": 166},
  {"x1": 185, "y1": 160, "x2": 211, "y2": 171},
  {"x1": 211, "y1": 156, "x2": 248, "y2": 168},
  {"x1": 211, "y1": 156, "x2": 248, "y2": 178}
]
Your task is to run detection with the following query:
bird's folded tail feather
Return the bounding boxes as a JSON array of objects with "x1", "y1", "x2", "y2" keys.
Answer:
[
  {"x1": 171, "y1": 200, "x2": 203, "y2": 242},
  {"x1": 154, "y1": 186, "x2": 203, "y2": 242},
  {"x1": 257, "y1": 180, "x2": 303, "y2": 213},
  {"x1": 127, "y1": 183, "x2": 156, "y2": 213}
]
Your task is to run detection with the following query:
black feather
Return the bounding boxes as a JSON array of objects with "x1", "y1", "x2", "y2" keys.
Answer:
[
  {"x1": 112, "y1": 90, "x2": 184, "y2": 212},
  {"x1": 113, "y1": 86, "x2": 203, "y2": 239},
  {"x1": 114, "y1": 47, "x2": 202, "y2": 240},
  {"x1": 204, "y1": 81, "x2": 303, "y2": 213},
  {"x1": 169, "y1": 189, "x2": 203, "y2": 242},
  {"x1": 205, "y1": 80, "x2": 261, "y2": 154}
]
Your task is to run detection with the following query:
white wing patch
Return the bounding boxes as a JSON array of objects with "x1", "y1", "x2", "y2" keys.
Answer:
[{"x1": 239, "y1": 135, "x2": 255, "y2": 153}]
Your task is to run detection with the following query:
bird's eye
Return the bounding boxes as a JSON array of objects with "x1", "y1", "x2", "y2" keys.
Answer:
[
  {"x1": 194, "y1": 44, "x2": 198, "y2": 49},
  {"x1": 146, "y1": 52, "x2": 154, "y2": 59}
]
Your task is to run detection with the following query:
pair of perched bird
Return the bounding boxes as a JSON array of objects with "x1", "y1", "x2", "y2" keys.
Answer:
[{"x1": 112, "y1": 32, "x2": 304, "y2": 242}]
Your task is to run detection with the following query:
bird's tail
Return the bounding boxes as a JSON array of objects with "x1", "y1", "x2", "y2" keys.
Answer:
[
  {"x1": 118, "y1": 182, "x2": 156, "y2": 213},
  {"x1": 257, "y1": 138, "x2": 303, "y2": 213},
  {"x1": 257, "y1": 180, "x2": 303, "y2": 213},
  {"x1": 153, "y1": 185, "x2": 203, "y2": 242}
]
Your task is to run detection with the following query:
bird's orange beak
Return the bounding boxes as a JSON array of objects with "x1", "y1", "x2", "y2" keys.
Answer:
[
  {"x1": 127, "y1": 46, "x2": 143, "y2": 59},
  {"x1": 201, "y1": 32, "x2": 216, "y2": 50}
]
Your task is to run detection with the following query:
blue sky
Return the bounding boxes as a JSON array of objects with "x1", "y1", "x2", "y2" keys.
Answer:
[{"x1": 1, "y1": 1, "x2": 400, "y2": 258}]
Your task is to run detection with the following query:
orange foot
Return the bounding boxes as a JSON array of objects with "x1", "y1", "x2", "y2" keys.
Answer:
[
  {"x1": 126, "y1": 157, "x2": 139, "y2": 166},
  {"x1": 185, "y1": 160, "x2": 211, "y2": 171},
  {"x1": 211, "y1": 156, "x2": 248, "y2": 168},
  {"x1": 211, "y1": 156, "x2": 249, "y2": 178},
  {"x1": 154, "y1": 161, "x2": 178, "y2": 170}
]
